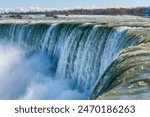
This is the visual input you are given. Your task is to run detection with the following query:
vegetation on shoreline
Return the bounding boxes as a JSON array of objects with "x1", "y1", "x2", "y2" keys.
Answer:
[{"x1": 1, "y1": 7, "x2": 145, "y2": 16}]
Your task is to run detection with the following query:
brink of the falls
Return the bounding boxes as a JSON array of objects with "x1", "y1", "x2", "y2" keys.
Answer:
[{"x1": 0, "y1": 15, "x2": 150, "y2": 100}]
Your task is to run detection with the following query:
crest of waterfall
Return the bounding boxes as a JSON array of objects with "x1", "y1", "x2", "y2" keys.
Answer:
[{"x1": 0, "y1": 22, "x2": 149, "y2": 99}]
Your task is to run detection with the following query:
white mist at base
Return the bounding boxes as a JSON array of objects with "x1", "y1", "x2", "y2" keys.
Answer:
[{"x1": 0, "y1": 43, "x2": 89, "y2": 100}]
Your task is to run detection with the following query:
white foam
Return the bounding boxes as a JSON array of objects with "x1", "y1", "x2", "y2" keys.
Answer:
[{"x1": 0, "y1": 43, "x2": 89, "y2": 100}]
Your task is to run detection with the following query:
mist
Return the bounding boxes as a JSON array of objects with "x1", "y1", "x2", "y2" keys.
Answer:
[{"x1": 0, "y1": 43, "x2": 89, "y2": 100}]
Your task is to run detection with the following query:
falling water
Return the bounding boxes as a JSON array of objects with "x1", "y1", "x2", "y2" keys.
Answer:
[{"x1": 0, "y1": 21, "x2": 149, "y2": 100}]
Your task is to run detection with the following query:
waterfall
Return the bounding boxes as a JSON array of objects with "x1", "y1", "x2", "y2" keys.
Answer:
[{"x1": 0, "y1": 23, "x2": 149, "y2": 99}]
